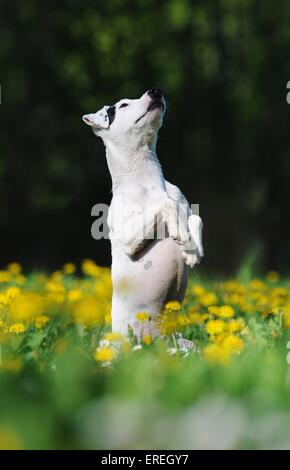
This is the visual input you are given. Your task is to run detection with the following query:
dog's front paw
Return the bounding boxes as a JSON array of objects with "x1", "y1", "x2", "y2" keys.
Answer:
[
  {"x1": 177, "y1": 220, "x2": 191, "y2": 245},
  {"x1": 162, "y1": 198, "x2": 190, "y2": 245},
  {"x1": 181, "y1": 251, "x2": 200, "y2": 268},
  {"x1": 188, "y1": 214, "x2": 204, "y2": 258},
  {"x1": 162, "y1": 198, "x2": 178, "y2": 240}
]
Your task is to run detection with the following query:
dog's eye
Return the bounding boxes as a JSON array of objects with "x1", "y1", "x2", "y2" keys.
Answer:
[{"x1": 119, "y1": 103, "x2": 129, "y2": 108}]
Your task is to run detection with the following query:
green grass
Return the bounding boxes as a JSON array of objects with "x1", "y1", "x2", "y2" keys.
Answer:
[{"x1": 0, "y1": 263, "x2": 290, "y2": 449}]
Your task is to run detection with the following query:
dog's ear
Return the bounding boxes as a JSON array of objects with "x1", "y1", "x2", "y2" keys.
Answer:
[{"x1": 82, "y1": 106, "x2": 110, "y2": 129}]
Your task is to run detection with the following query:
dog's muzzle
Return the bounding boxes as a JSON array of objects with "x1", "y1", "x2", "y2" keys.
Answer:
[
  {"x1": 147, "y1": 87, "x2": 163, "y2": 100},
  {"x1": 147, "y1": 87, "x2": 163, "y2": 109},
  {"x1": 135, "y1": 88, "x2": 165, "y2": 124},
  {"x1": 147, "y1": 87, "x2": 165, "y2": 112}
]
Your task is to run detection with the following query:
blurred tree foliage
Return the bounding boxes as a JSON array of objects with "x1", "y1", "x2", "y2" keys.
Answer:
[{"x1": 0, "y1": 0, "x2": 290, "y2": 273}]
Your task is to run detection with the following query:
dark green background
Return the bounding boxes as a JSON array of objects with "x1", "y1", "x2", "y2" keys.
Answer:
[{"x1": 1, "y1": 0, "x2": 289, "y2": 274}]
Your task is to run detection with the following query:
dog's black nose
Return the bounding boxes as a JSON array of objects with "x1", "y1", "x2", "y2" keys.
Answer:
[{"x1": 147, "y1": 87, "x2": 163, "y2": 99}]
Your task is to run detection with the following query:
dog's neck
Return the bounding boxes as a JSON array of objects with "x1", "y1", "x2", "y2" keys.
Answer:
[{"x1": 104, "y1": 139, "x2": 165, "y2": 193}]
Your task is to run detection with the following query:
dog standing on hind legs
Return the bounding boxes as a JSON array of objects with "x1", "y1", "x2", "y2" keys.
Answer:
[{"x1": 82, "y1": 88, "x2": 203, "y2": 339}]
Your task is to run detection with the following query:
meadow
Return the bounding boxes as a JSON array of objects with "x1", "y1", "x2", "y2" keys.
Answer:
[{"x1": 0, "y1": 260, "x2": 290, "y2": 450}]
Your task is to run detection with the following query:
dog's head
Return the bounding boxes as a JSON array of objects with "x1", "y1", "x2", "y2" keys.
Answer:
[{"x1": 82, "y1": 88, "x2": 166, "y2": 148}]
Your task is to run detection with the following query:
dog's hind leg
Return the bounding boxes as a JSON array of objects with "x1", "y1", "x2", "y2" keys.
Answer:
[
  {"x1": 111, "y1": 295, "x2": 161, "y2": 339},
  {"x1": 111, "y1": 296, "x2": 130, "y2": 335}
]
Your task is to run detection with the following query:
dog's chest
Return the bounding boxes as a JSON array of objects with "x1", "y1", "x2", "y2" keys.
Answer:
[{"x1": 109, "y1": 184, "x2": 163, "y2": 229}]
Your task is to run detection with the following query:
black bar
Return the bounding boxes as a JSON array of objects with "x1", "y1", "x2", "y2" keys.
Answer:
[{"x1": 0, "y1": 449, "x2": 285, "y2": 465}]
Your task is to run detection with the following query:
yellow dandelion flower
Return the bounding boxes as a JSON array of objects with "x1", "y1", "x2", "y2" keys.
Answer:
[
  {"x1": 63, "y1": 263, "x2": 76, "y2": 275},
  {"x1": 51, "y1": 270, "x2": 63, "y2": 281},
  {"x1": 218, "y1": 305, "x2": 235, "y2": 318},
  {"x1": 272, "y1": 287, "x2": 288, "y2": 298},
  {"x1": 104, "y1": 332, "x2": 126, "y2": 342},
  {"x1": 72, "y1": 296, "x2": 104, "y2": 326},
  {"x1": 159, "y1": 315, "x2": 180, "y2": 335},
  {"x1": 102, "y1": 331, "x2": 130, "y2": 353},
  {"x1": 213, "y1": 333, "x2": 227, "y2": 344},
  {"x1": 95, "y1": 347, "x2": 116, "y2": 362},
  {"x1": 226, "y1": 318, "x2": 245, "y2": 333},
  {"x1": 136, "y1": 311, "x2": 151, "y2": 321},
  {"x1": 256, "y1": 295, "x2": 269, "y2": 309},
  {"x1": 243, "y1": 303, "x2": 256, "y2": 314},
  {"x1": 164, "y1": 300, "x2": 181, "y2": 311},
  {"x1": 14, "y1": 274, "x2": 27, "y2": 286},
  {"x1": 269, "y1": 307, "x2": 283, "y2": 315},
  {"x1": 143, "y1": 334, "x2": 152, "y2": 345},
  {"x1": 208, "y1": 306, "x2": 220, "y2": 316},
  {"x1": 177, "y1": 315, "x2": 189, "y2": 326},
  {"x1": 269, "y1": 297, "x2": 284, "y2": 310},
  {"x1": 0, "y1": 271, "x2": 11, "y2": 283},
  {"x1": 205, "y1": 319, "x2": 227, "y2": 335},
  {"x1": 203, "y1": 344, "x2": 231, "y2": 365},
  {"x1": 222, "y1": 334, "x2": 244, "y2": 354},
  {"x1": 35, "y1": 315, "x2": 50, "y2": 329},
  {"x1": 67, "y1": 289, "x2": 82, "y2": 302},
  {"x1": 95, "y1": 281, "x2": 112, "y2": 297},
  {"x1": 187, "y1": 312, "x2": 208, "y2": 325},
  {"x1": 6, "y1": 262, "x2": 22, "y2": 275},
  {"x1": 9, "y1": 293, "x2": 46, "y2": 321},
  {"x1": 266, "y1": 271, "x2": 280, "y2": 282},
  {"x1": 191, "y1": 285, "x2": 206, "y2": 297},
  {"x1": 46, "y1": 280, "x2": 66, "y2": 294},
  {"x1": 0, "y1": 294, "x2": 9, "y2": 306},
  {"x1": 0, "y1": 318, "x2": 8, "y2": 329},
  {"x1": 9, "y1": 323, "x2": 26, "y2": 334},
  {"x1": 199, "y1": 292, "x2": 218, "y2": 307},
  {"x1": 47, "y1": 292, "x2": 66, "y2": 305},
  {"x1": 250, "y1": 279, "x2": 266, "y2": 291},
  {"x1": 225, "y1": 293, "x2": 246, "y2": 308},
  {"x1": 221, "y1": 280, "x2": 243, "y2": 292},
  {"x1": 5, "y1": 287, "x2": 21, "y2": 299},
  {"x1": 82, "y1": 259, "x2": 102, "y2": 277}
]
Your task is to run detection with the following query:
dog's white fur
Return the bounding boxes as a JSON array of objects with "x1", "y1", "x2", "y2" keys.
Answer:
[{"x1": 83, "y1": 89, "x2": 203, "y2": 336}]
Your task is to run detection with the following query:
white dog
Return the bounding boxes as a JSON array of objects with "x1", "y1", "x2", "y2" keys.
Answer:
[{"x1": 83, "y1": 88, "x2": 203, "y2": 336}]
